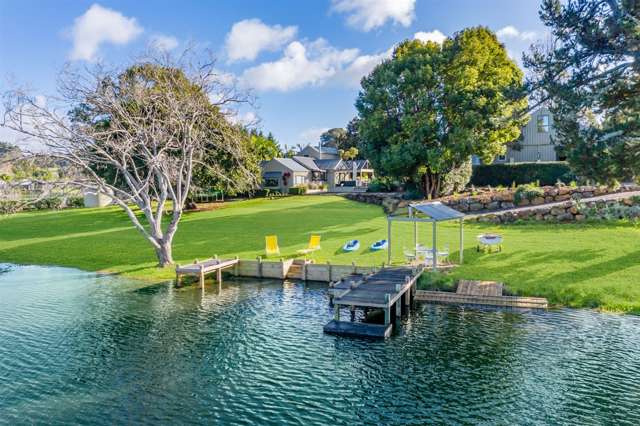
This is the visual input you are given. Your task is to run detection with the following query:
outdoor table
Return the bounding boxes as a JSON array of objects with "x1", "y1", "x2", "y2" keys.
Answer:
[{"x1": 477, "y1": 234, "x2": 503, "y2": 253}]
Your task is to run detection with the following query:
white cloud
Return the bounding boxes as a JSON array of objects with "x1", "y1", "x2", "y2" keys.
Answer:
[
  {"x1": 149, "y1": 34, "x2": 178, "y2": 51},
  {"x1": 225, "y1": 19, "x2": 297, "y2": 62},
  {"x1": 299, "y1": 127, "x2": 329, "y2": 144},
  {"x1": 228, "y1": 110, "x2": 258, "y2": 126},
  {"x1": 414, "y1": 30, "x2": 447, "y2": 45},
  {"x1": 241, "y1": 39, "x2": 360, "y2": 91},
  {"x1": 496, "y1": 25, "x2": 537, "y2": 41},
  {"x1": 338, "y1": 47, "x2": 393, "y2": 87},
  {"x1": 69, "y1": 4, "x2": 143, "y2": 61},
  {"x1": 331, "y1": 0, "x2": 415, "y2": 31}
]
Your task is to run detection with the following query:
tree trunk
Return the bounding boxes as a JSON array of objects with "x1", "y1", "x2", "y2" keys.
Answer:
[
  {"x1": 155, "y1": 241, "x2": 174, "y2": 267},
  {"x1": 422, "y1": 172, "x2": 440, "y2": 200}
]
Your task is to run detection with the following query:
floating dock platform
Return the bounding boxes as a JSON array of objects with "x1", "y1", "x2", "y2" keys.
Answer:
[{"x1": 324, "y1": 266, "x2": 423, "y2": 338}]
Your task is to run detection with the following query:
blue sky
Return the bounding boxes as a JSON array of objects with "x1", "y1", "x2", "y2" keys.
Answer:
[{"x1": 0, "y1": 0, "x2": 548, "y2": 149}]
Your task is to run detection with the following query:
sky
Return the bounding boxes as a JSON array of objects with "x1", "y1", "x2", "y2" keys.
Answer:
[{"x1": 0, "y1": 0, "x2": 548, "y2": 149}]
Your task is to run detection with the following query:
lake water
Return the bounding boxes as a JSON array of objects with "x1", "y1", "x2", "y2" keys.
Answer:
[{"x1": 1, "y1": 264, "x2": 639, "y2": 425}]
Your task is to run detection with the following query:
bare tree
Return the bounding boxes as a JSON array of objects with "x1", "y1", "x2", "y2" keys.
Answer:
[{"x1": 1, "y1": 51, "x2": 256, "y2": 267}]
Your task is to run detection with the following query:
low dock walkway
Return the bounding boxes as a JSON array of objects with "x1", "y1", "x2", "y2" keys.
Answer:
[
  {"x1": 175, "y1": 257, "x2": 239, "y2": 287},
  {"x1": 324, "y1": 266, "x2": 423, "y2": 338},
  {"x1": 415, "y1": 280, "x2": 548, "y2": 309}
]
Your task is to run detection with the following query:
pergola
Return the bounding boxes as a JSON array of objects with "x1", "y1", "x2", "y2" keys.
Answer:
[{"x1": 387, "y1": 201, "x2": 465, "y2": 271}]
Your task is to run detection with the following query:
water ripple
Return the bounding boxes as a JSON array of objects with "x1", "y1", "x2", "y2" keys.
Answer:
[{"x1": 1, "y1": 264, "x2": 640, "y2": 425}]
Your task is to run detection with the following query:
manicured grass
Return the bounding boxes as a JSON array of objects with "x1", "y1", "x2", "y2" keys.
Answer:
[{"x1": 1, "y1": 195, "x2": 640, "y2": 313}]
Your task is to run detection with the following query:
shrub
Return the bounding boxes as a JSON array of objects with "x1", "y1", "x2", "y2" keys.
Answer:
[
  {"x1": 0, "y1": 200, "x2": 21, "y2": 214},
  {"x1": 441, "y1": 159, "x2": 473, "y2": 195},
  {"x1": 65, "y1": 196, "x2": 84, "y2": 208},
  {"x1": 288, "y1": 185, "x2": 307, "y2": 195},
  {"x1": 367, "y1": 177, "x2": 398, "y2": 192},
  {"x1": 416, "y1": 272, "x2": 457, "y2": 292},
  {"x1": 471, "y1": 162, "x2": 575, "y2": 187},
  {"x1": 31, "y1": 196, "x2": 63, "y2": 210},
  {"x1": 514, "y1": 183, "x2": 544, "y2": 204}
]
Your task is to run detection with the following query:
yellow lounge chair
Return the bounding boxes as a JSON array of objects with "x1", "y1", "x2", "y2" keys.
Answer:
[
  {"x1": 265, "y1": 235, "x2": 280, "y2": 257},
  {"x1": 297, "y1": 235, "x2": 321, "y2": 255}
]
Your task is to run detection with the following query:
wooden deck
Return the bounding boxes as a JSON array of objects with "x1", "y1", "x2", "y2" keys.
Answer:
[
  {"x1": 415, "y1": 280, "x2": 548, "y2": 309},
  {"x1": 175, "y1": 257, "x2": 239, "y2": 287},
  {"x1": 325, "y1": 266, "x2": 423, "y2": 338}
]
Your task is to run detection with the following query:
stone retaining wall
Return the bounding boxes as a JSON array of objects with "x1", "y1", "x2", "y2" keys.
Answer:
[
  {"x1": 345, "y1": 184, "x2": 640, "y2": 215},
  {"x1": 471, "y1": 196, "x2": 640, "y2": 224}
]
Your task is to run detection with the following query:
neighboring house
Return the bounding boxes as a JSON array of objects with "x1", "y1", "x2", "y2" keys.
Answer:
[
  {"x1": 495, "y1": 107, "x2": 563, "y2": 163},
  {"x1": 472, "y1": 107, "x2": 563, "y2": 165},
  {"x1": 298, "y1": 145, "x2": 340, "y2": 160},
  {"x1": 260, "y1": 144, "x2": 375, "y2": 192},
  {"x1": 261, "y1": 158, "x2": 311, "y2": 193}
]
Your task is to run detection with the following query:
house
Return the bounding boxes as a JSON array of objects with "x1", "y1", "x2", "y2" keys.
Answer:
[
  {"x1": 261, "y1": 158, "x2": 311, "y2": 193},
  {"x1": 472, "y1": 108, "x2": 563, "y2": 165},
  {"x1": 260, "y1": 144, "x2": 375, "y2": 193},
  {"x1": 297, "y1": 145, "x2": 340, "y2": 160},
  {"x1": 496, "y1": 107, "x2": 563, "y2": 163}
]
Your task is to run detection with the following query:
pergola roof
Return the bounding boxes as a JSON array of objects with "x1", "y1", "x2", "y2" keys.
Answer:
[{"x1": 410, "y1": 201, "x2": 465, "y2": 221}]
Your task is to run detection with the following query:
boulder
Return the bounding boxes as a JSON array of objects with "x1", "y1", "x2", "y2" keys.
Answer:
[
  {"x1": 531, "y1": 197, "x2": 545, "y2": 205},
  {"x1": 557, "y1": 213, "x2": 574, "y2": 222},
  {"x1": 555, "y1": 194, "x2": 571, "y2": 201},
  {"x1": 550, "y1": 206, "x2": 565, "y2": 216},
  {"x1": 486, "y1": 201, "x2": 500, "y2": 210},
  {"x1": 557, "y1": 187, "x2": 571, "y2": 195},
  {"x1": 516, "y1": 198, "x2": 530, "y2": 206},
  {"x1": 501, "y1": 202, "x2": 515, "y2": 209},
  {"x1": 575, "y1": 214, "x2": 586, "y2": 221},
  {"x1": 469, "y1": 203, "x2": 484, "y2": 211}
]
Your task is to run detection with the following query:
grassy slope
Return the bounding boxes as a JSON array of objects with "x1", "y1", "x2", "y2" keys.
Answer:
[{"x1": 1, "y1": 195, "x2": 639, "y2": 313}]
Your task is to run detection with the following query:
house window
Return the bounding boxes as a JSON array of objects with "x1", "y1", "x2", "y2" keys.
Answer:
[
  {"x1": 537, "y1": 114, "x2": 550, "y2": 133},
  {"x1": 294, "y1": 175, "x2": 306, "y2": 185},
  {"x1": 264, "y1": 178, "x2": 279, "y2": 187},
  {"x1": 497, "y1": 154, "x2": 506, "y2": 162}
]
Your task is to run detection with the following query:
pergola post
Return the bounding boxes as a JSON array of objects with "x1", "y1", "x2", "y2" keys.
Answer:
[
  {"x1": 387, "y1": 217, "x2": 392, "y2": 264},
  {"x1": 459, "y1": 217, "x2": 464, "y2": 264},
  {"x1": 432, "y1": 221, "x2": 437, "y2": 272}
]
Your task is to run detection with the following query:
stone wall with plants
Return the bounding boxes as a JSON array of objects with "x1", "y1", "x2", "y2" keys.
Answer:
[
  {"x1": 345, "y1": 184, "x2": 640, "y2": 215},
  {"x1": 471, "y1": 196, "x2": 640, "y2": 224},
  {"x1": 441, "y1": 183, "x2": 640, "y2": 213}
]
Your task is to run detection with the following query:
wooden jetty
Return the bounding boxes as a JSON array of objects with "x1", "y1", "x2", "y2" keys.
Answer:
[
  {"x1": 175, "y1": 257, "x2": 239, "y2": 287},
  {"x1": 324, "y1": 266, "x2": 423, "y2": 338},
  {"x1": 415, "y1": 280, "x2": 548, "y2": 309}
]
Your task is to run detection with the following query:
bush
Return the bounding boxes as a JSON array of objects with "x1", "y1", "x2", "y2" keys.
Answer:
[
  {"x1": 441, "y1": 159, "x2": 473, "y2": 195},
  {"x1": 471, "y1": 162, "x2": 575, "y2": 187},
  {"x1": 514, "y1": 183, "x2": 544, "y2": 204},
  {"x1": 31, "y1": 196, "x2": 63, "y2": 210},
  {"x1": 416, "y1": 272, "x2": 457, "y2": 292},
  {"x1": 0, "y1": 200, "x2": 21, "y2": 214},
  {"x1": 367, "y1": 177, "x2": 399, "y2": 192},
  {"x1": 65, "y1": 196, "x2": 84, "y2": 208},
  {"x1": 288, "y1": 185, "x2": 307, "y2": 195}
]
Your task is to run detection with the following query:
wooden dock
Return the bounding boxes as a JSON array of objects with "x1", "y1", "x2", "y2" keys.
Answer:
[
  {"x1": 324, "y1": 266, "x2": 423, "y2": 338},
  {"x1": 415, "y1": 280, "x2": 548, "y2": 309},
  {"x1": 175, "y1": 257, "x2": 239, "y2": 287}
]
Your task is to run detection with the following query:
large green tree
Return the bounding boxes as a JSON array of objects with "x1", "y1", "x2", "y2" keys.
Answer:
[
  {"x1": 525, "y1": 0, "x2": 640, "y2": 182},
  {"x1": 356, "y1": 27, "x2": 528, "y2": 198}
]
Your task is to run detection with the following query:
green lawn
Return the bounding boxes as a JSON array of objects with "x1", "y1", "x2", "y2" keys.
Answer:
[{"x1": 2, "y1": 195, "x2": 640, "y2": 313}]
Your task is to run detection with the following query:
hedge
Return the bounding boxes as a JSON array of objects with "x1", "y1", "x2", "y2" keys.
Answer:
[
  {"x1": 288, "y1": 186, "x2": 307, "y2": 195},
  {"x1": 470, "y1": 162, "x2": 576, "y2": 187}
]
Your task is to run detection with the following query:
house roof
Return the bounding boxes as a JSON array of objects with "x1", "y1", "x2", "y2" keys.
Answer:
[
  {"x1": 300, "y1": 144, "x2": 338, "y2": 156},
  {"x1": 410, "y1": 201, "x2": 465, "y2": 221},
  {"x1": 340, "y1": 160, "x2": 371, "y2": 170},
  {"x1": 292, "y1": 156, "x2": 322, "y2": 171},
  {"x1": 271, "y1": 158, "x2": 309, "y2": 172},
  {"x1": 314, "y1": 159, "x2": 343, "y2": 170}
]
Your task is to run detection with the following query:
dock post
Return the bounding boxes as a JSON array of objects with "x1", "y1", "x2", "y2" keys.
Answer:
[
  {"x1": 199, "y1": 266, "x2": 205, "y2": 288},
  {"x1": 217, "y1": 268, "x2": 222, "y2": 285},
  {"x1": 257, "y1": 256, "x2": 263, "y2": 278},
  {"x1": 234, "y1": 256, "x2": 239, "y2": 276},
  {"x1": 395, "y1": 299, "x2": 401, "y2": 318},
  {"x1": 334, "y1": 304, "x2": 340, "y2": 320},
  {"x1": 327, "y1": 261, "x2": 332, "y2": 282},
  {"x1": 384, "y1": 294, "x2": 391, "y2": 325}
]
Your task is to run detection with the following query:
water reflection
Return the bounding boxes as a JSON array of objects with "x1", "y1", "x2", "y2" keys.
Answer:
[{"x1": 0, "y1": 264, "x2": 639, "y2": 425}]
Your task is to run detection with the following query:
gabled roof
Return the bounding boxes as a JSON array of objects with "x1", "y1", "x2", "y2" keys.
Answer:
[
  {"x1": 292, "y1": 156, "x2": 322, "y2": 171},
  {"x1": 314, "y1": 159, "x2": 343, "y2": 170},
  {"x1": 299, "y1": 144, "x2": 338, "y2": 156},
  {"x1": 270, "y1": 158, "x2": 309, "y2": 172},
  {"x1": 340, "y1": 160, "x2": 371, "y2": 170}
]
